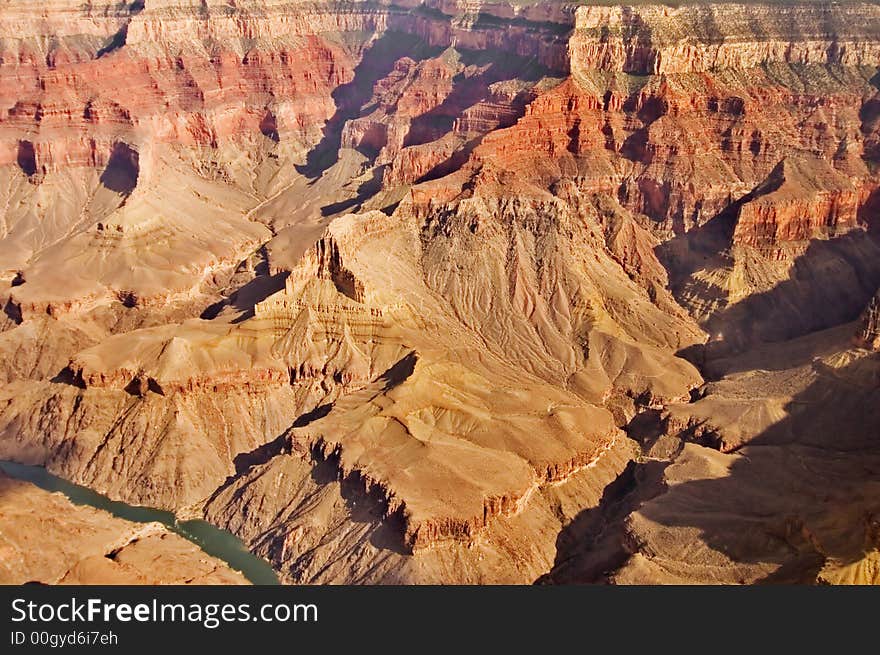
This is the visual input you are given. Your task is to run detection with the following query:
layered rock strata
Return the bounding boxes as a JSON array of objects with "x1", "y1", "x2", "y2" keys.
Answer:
[{"x1": 1, "y1": 1, "x2": 880, "y2": 585}]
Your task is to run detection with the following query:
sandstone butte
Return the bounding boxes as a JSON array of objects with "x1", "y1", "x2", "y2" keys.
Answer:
[{"x1": 0, "y1": 0, "x2": 878, "y2": 585}]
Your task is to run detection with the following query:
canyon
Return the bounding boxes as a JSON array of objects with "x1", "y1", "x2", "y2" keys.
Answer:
[
  {"x1": 0, "y1": 467, "x2": 250, "y2": 585},
  {"x1": 0, "y1": 0, "x2": 878, "y2": 584}
]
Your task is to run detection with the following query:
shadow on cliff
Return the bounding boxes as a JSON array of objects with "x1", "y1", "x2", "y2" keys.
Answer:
[
  {"x1": 209, "y1": 355, "x2": 419, "y2": 559},
  {"x1": 414, "y1": 135, "x2": 484, "y2": 184},
  {"x1": 99, "y1": 142, "x2": 139, "y2": 196},
  {"x1": 94, "y1": 1, "x2": 145, "y2": 60},
  {"x1": 302, "y1": 354, "x2": 417, "y2": 555},
  {"x1": 536, "y1": 457, "x2": 671, "y2": 584},
  {"x1": 201, "y1": 265, "x2": 289, "y2": 323},
  {"x1": 687, "y1": 231, "x2": 880, "y2": 371},
  {"x1": 301, "y1": 39, "x2": 548, "y2": 200},
  {"x1": 404, "y1": 49, "x2": 547, "y2": 149},
  {"x1": 543, "y1": 354, "x2": 880, "y2": 584},
  {"x1": 297, "y1": 33, "x2": 444, "y2": 178},
  {"x1": 320, "y1": 165, "x2": 387, "y2": 216},
  {"x1": 410, "y1": 51, "x2": 549, "y2": 185},
  {"x1": 310, "y1": 450, "x2": 409, "y2": 556},
  {"x1": 657, "y1": 188, "x2": 880, "y2": 371}
]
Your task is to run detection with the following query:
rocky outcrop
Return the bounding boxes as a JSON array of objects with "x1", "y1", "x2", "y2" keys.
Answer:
[
  {"x1": 293, "y1": 380, "x2": 621, "y2": 552},
  {"x1": 732, "y1": 158, "x2": 876, "y2": 254},
  {"x1": 202, "y1": 432, "x2": 635, "y2": 584},
  {"x1": 856, "y1": 289, "x2": 880, "y2": 350},
  {"x1": 7, "y1": 197, "x2": 270, "y2": 320},
  {"x1": 0, "y1": 0, "x2": 574, "y2": 323}
]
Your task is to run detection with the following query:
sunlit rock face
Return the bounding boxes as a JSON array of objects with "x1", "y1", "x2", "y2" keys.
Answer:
[
  {"x1": 1, "y1": 1, "x2": 880, "y2": 584},
  {"x1": 856, "y1": 289, "x2": 880, "y2": 350}
]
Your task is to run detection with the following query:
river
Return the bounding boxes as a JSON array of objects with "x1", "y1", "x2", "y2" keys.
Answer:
[{"x1": 0, "y1": 460, "x2": 279, "y2": 585}]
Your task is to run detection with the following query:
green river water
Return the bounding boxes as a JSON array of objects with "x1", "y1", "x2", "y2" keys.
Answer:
[{"x1": 0, "y1": 460, "x2": 279, "y2": 585}]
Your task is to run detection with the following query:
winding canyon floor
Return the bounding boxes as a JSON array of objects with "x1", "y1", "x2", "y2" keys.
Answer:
[{"x1": 1, "y1": 0, "x2": 879, "y2": 584}]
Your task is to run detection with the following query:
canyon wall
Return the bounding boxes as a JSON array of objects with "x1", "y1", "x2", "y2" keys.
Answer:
[
  {"x1": 571, "y1": 3, "x2": 880, "y2": 75},
  {"x1": 1, "y1": 1, "x2": 880, "y2": 584}
]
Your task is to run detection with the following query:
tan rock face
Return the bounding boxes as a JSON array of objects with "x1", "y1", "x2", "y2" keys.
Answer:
[{"x1": 1, "y1": 1, "x2": 880, "y2": 585}]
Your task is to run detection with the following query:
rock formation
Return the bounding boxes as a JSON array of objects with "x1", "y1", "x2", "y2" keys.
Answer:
[
  {"x1": 1, "y1": 0, "x2": 879, "y2": 584},
  {"x1": 856, "y1": 289, "x2": 880, "y2": 350}
]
